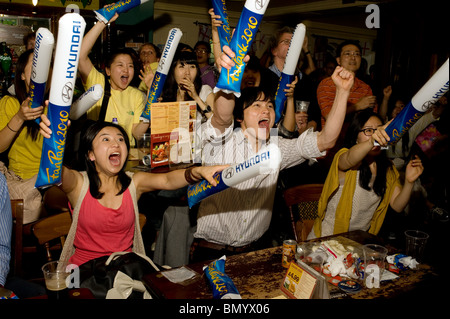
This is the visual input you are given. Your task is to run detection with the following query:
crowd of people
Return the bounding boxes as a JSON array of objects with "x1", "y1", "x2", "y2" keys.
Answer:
[{"x1": 0, "y1": 4, "x2": 448, "y2": 299}]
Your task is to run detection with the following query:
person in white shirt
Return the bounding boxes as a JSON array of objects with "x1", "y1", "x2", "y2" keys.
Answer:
[{"x1": 189, "y1": 45, "x2": 355, "y2": 262}]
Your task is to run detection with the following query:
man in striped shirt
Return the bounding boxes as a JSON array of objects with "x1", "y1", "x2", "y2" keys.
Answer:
[
  {"x1": 0, "y1": 174, "x2": 12, "y2": 290},
  {"x1": 317, "y1": 40, "x2": 376, "y2": 130},
  {"x1": 316, "y1": 40, "x2": 377, "y2": 166},
  {"x1": 0, "y1": 173, "x2": 45, "y2": 298},
  {"x1": 189, "y1": 46, "x2": 355, "y2": 263}
]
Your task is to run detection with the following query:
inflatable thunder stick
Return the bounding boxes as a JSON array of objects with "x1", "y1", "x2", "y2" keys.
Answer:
[
  {"x1": 187, "y1": 143, "x2": 281, "y2": 208},
  {"x1": 211, "y1": 0, "x2": 231, "y2": 49},
  {"x1": 204, "y1": 256, "x2": 241, "y2": 299},
  {"x1": 382, "y1": 58, "x2": 449, "y2": 145},
  {"x1": 69, "y1": 84, "x2": 103, "y2": 120},
  {"x1": 29, "y1": 28, "x2": 54, "y2": 123},
  {"x1": 140, "y1": 28, "x2": 183, "y2": 121},
  {"x1": 35, "y1": 13, "x2": 86, "y2": 188},
  {"x1": 94, "y1": 0, "x2": 149, "y2": 24},
  {"x1": 274, "y1": 23, "x2": 306, "y2": 123},
  {"x1": 214, "y1": 0, "x2": 270, "y2": 97}
]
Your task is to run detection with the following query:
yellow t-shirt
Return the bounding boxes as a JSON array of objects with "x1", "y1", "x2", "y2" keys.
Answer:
[
  {"x1": 0, "y1": 95, "x2": 43, "y2": 179},
  {"x1": 83, "y1": 67, "x2": 146, "y2": 146}
]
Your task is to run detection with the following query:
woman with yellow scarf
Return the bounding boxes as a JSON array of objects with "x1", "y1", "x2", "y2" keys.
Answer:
[{"x1": 308, "y1": 109, "x2": 424, "y2": 239}]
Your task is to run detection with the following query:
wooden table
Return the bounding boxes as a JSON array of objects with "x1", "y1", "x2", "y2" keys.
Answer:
[{"x1": 143, "y1": 230, "x2": 440, "y2": 299}]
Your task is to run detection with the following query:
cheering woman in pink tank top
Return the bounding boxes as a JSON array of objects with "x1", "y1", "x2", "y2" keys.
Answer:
[{"x1": 39, "y1": 117, "x2": 227, "y2": 267}]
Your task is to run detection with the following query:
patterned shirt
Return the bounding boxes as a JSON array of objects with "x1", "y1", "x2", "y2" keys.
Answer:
[
  {"x1": 195, "y1": 119, "x2": 325, "y2": 247},
  {"x1": 0, "y1": 174, "x2": 12, "y2": 286},
  {"x1": 317, "y1": 76, "x2": 374, "y2": 128}
]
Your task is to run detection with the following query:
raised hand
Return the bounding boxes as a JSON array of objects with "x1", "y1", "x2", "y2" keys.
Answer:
[
  {"x1": 139, "y1": 63, "x2": 154, "y2": 89},
  {"x1": 371, "y1": 119, "x2": 392, "y2": 147},
  {"x1": 216, "y1": 45, "x2": 250, "y2": 73},
  {"x1": 285, "y1": 76, "x2": 298, "y2": 98},
  {"x1": 405, "y1": 155, "x2": 424, "y2": 184},
  {"x1": 331, "y1": 66, "x2": 354, "y2": 92},
  {"x1": 383, "y1": 85, "x2": 392, "y2": 98},
  {"x1": 209, "y1": 8, "x2": 222, "y2": 29}
]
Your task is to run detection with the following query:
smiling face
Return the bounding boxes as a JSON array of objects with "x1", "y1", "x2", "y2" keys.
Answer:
[
  {"x1": 88, "y1": 126, "x2": 129, "y2": 176},
  {"x1": 240, "y1": 91, "x2": 275, "y2": 142},
  {"x1": 357, "y1": 115, "x2": 383, "y2": 156},
  {"x1": 336, "y1": 44, "x2": 361, "y2": 73},
  {"x1": 106, "y1": 53, "x2": 134, "y2": 91}
]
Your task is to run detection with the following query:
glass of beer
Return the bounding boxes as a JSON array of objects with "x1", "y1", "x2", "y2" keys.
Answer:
[
  {"x1": 41, "y1": 261, "x2": 70, "y2": 299},
  {"x1": 137, "y1": 133, "x2": 151, "y2": 165}
]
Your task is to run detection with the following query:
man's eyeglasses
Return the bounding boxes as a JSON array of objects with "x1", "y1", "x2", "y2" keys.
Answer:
[
  {"x1": 278, "y1": 39, "x2": 291, "y2": 45},
  {"x1": 342, "y1": 51, "x2": 361, "y2": 58},
  {"x1": 359, "y1": 128, "x2": 376, "y2": 136},
  {"x1": 195, "y1": 49, "x2": 208, "y2": 54}
]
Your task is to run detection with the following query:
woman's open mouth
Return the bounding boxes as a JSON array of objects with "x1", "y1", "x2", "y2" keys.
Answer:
[
  {"x1": 109, "y1": 152, "x2": 122, "y2": 166},
  {"x1": 120, "y1": 75, "x2": 129, "y2": 85},
  {"x1": 244, "y1": 78, "x2": 256, "y2": 87}
]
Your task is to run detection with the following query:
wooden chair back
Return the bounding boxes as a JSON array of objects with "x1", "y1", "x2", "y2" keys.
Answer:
[
  {"x1": 31, "y1": 212, "x2": 146, "y2": 262},
  {"x1": 32, "y1": 212, "x2": 72, "y2": 262},
  {"x1": 10, "y1": 199, "x2": 24, "y2": 276},
  {"x1": 283, "y1": 184, "x2": 324, "y2": 242},
  {"x1": 138, "y1": 213, "x2": 146, "y2": 231}
]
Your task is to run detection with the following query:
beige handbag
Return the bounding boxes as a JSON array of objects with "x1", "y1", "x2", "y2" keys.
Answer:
[{"x1": 0, "y1": 161, "x2": 43, "y2": 224}]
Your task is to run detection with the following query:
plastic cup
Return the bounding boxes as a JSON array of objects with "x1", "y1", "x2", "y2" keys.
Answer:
[
  {"x1": 41, "y1": 261, "x2": 69, "y2": 299},
  {"x1": 405, "y1": 230, "x2": 429, "y2": 263},
  {"x1": 137, "y1": 133, "x2": 151, "y2": 164},
  {"x1": 295, "y1": 100, "x2": 309, "y2": 113},
  {"x1": 363, "y1": 244, "x2": 388, "y2": 288}
]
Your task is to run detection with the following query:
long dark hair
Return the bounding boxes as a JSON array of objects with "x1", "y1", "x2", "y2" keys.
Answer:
[
  {"x1": 343, "y1": 109, "x2": 392, "y2": 197},
  {"x1": 161, "y1": 50, "x2": 202, "y2": 102},
  {"x1": 79, "y1": 121, "x2": 131, "y2": 199},
  {"x1": 13, "y1": 49, "x2": 41, "y2": 140}
]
